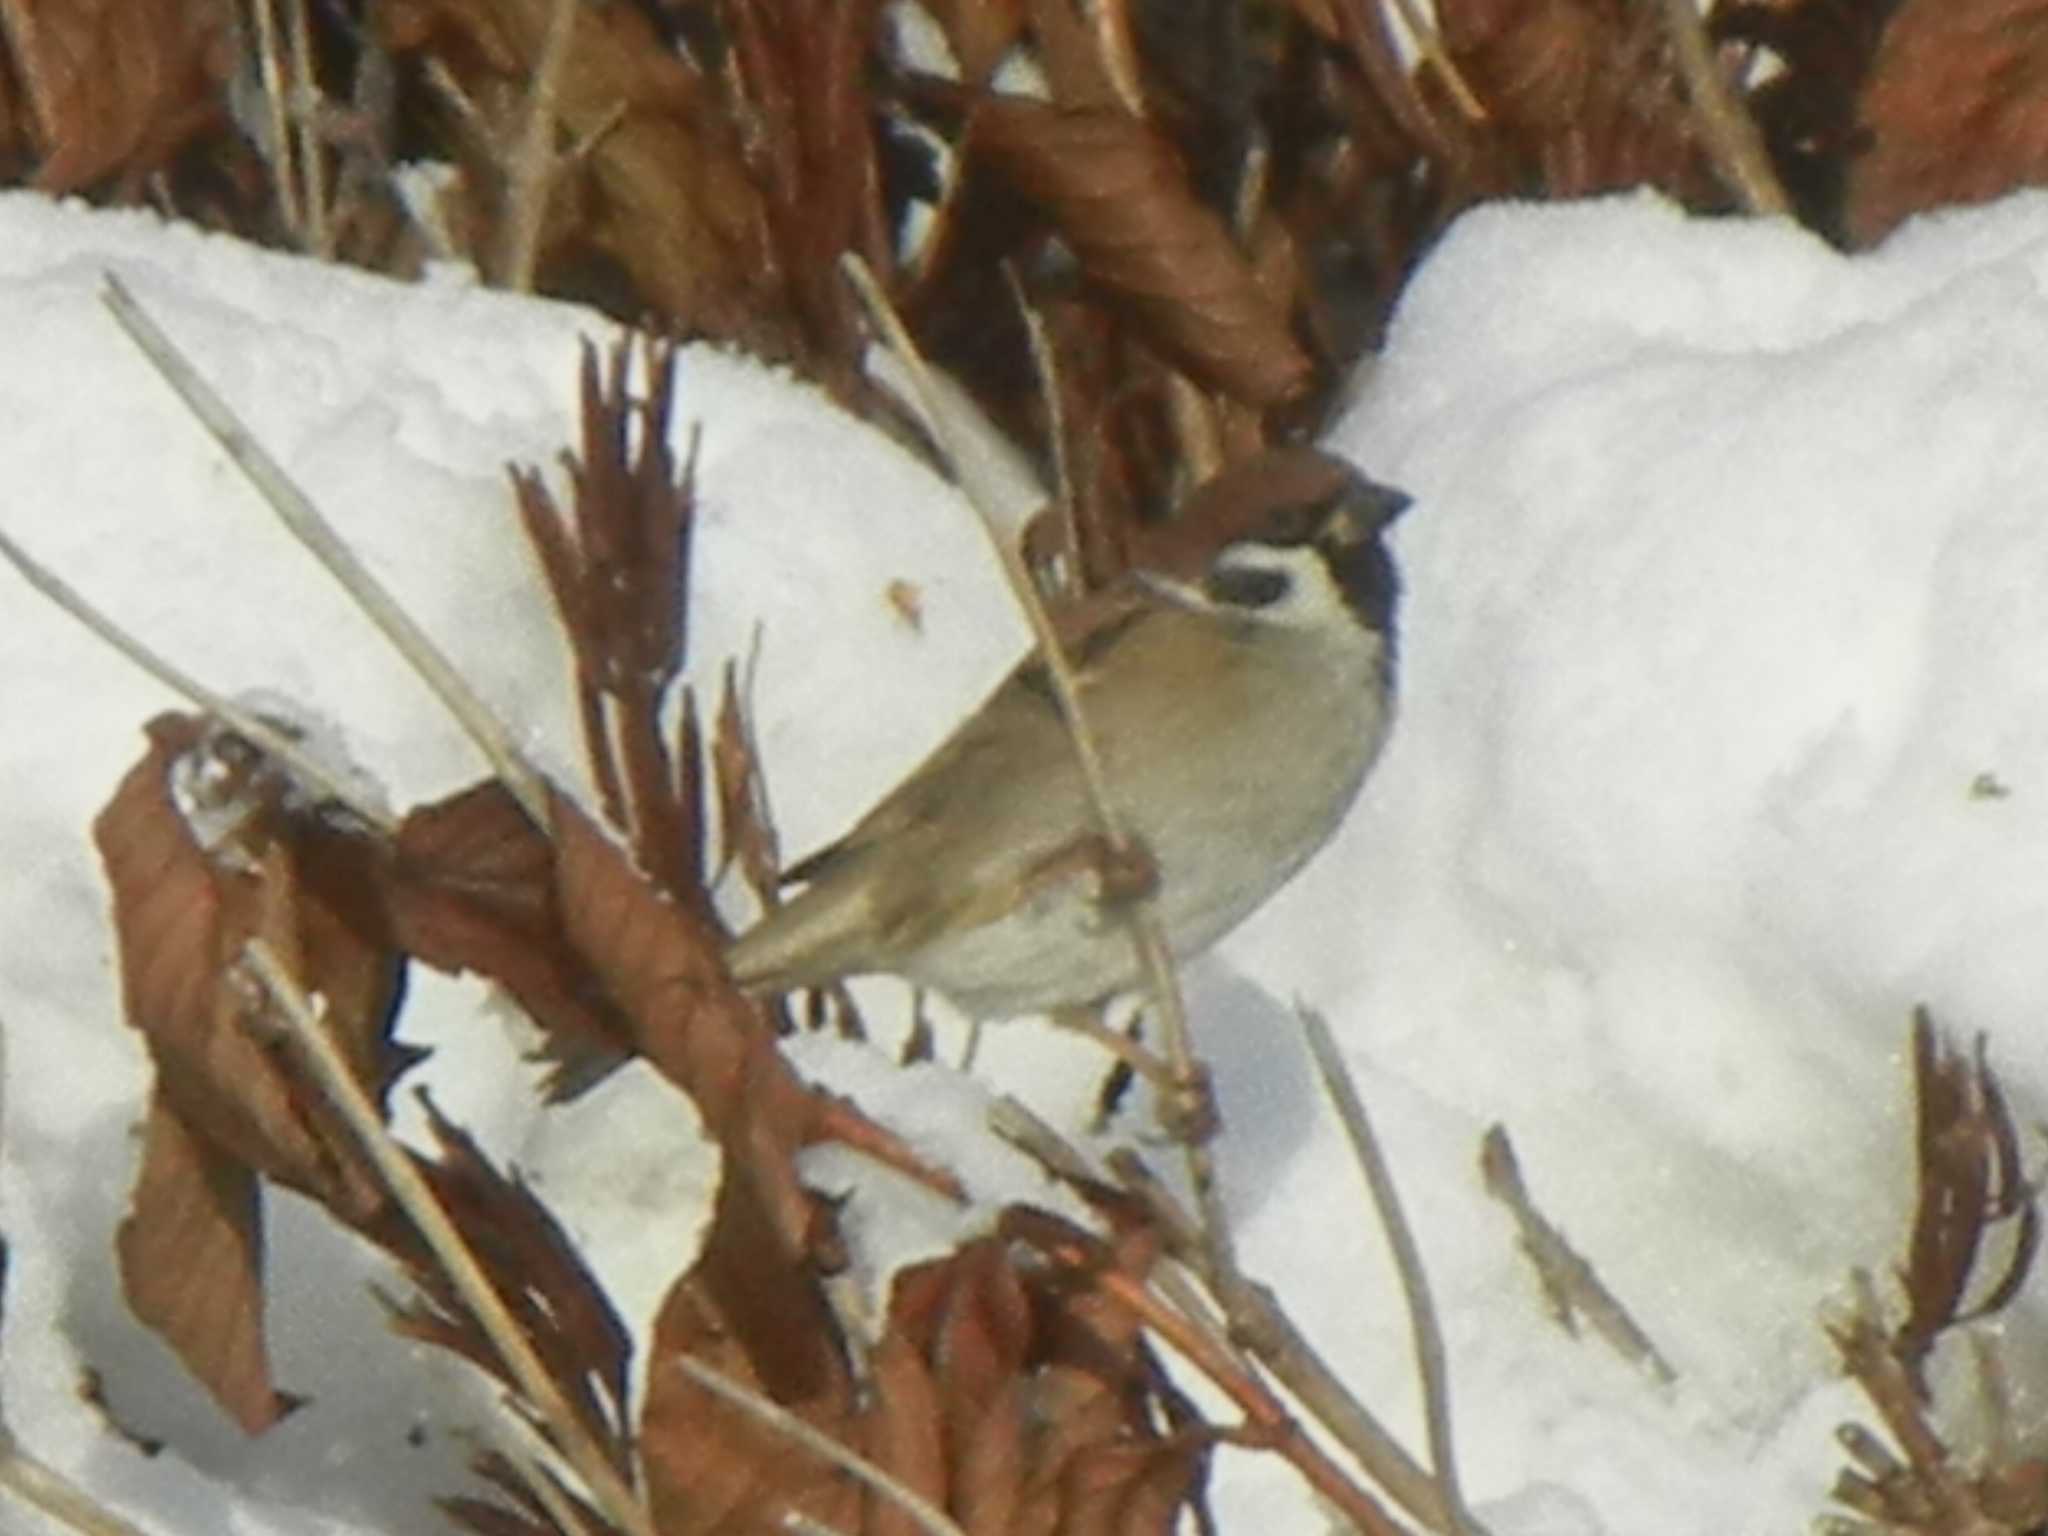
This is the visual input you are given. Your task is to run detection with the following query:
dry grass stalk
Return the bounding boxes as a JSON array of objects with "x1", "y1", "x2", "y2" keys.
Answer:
[
  {"x1": 1299, "y1": 1005, "x2": 1487, "y2": 1536},
  {"x1": 240, "y1": 938, "x2": 659, "y2": 1536}
]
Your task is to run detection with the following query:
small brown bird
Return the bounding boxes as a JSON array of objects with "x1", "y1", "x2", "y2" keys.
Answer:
[{"x1": 726, "y1": 447, "x2": 1410, "y2": 1017}]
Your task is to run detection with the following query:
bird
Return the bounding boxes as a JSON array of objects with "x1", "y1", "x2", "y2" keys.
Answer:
[{"x1": 724, "y1": 446, "x2": 1410, "y2": 1019}]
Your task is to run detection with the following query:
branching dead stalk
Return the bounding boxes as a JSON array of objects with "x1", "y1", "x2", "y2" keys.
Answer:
[
  {"x1": 1649, "y1": 0, "x2": 1792, "y2": 217},
  {"x1": 496, "y1": 0, "x2": 581, "y2": 290},
  {"x1": 838, "y1": 248, "x2": 1243, "y2": 1276},
  {"x1": 239, "y1": 938, "x2": 660, "y2": 1536},
  {"x1": 1106, "y1": 1145, "x2": 1450, "y2": 1533}
]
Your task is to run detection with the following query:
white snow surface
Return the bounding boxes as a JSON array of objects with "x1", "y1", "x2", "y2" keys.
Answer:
[{"x1": 2, "y1": 185, "x2": 2047, "y2": 1533}]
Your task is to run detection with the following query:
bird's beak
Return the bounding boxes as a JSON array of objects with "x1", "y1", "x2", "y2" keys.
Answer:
[{"x1": 1323, "y1": 479, "x2": 1413, "y2": 546}]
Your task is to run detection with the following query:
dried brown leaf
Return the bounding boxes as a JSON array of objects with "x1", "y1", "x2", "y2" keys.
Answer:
[
  {"x1": 0, "y1": 0, "x2": 228, "y2": 191},
  {"x1": 115, "y1": 1096, "x2": 281, "y2": 1433},
  {"x1": 378, "y1": 0, "x2": 779, "y2": 338},
  {"x1": 94, "y1": 714, "x2": 407, "y2": 1428},
  {"x1": 386, "y1": 781, "x2": 638, "y2": 1084},
  {"x1": 1892, "y1": 1008, "x2": 2039, "y2": 1386},
  {"x1": 639, "y1": 1270, "x2": 860, "y2": 1534},
  {"x1": 861, "y1": 1332, "x2": 949, "y2": 1536},
  {"x1": 1845, "y1": 0, "x2": 2048, "y2": 245},
  {"x1": 513, "y1": 333, "x2": 706, "y2": 908},
  {"x1": 1440, "y1": 0, "x2": 1709, "y2": 199},
  {"x1": 969, "y1": 96, "x2": 1313, "y2": 406},
  {"x1": 721, "y1": 0, "x2": 894, "y2": 372}
]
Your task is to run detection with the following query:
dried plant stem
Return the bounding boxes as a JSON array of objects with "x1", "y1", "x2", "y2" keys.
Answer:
[
  {"x1": 1085, "y1": 0, "x2": 1145, "y2": 115},
  {"x1": 1376, "y1": 0, "x2": 1488, "y2": 123},
  {"x1": 840, "y1": 257, "x2": 1122, "y2": 866},
  {"x1": 1300, "y1": 1006, "x2": 1486, "y2": 1536},
  {"x1": 1650, "y1": 0, "x2": 1791, "y2": 217},
  {"x1": 1014, "y1": 1213, "x2": 1413, "y2": 1536},
  {"x1": 1106, "y1": 1146, "x2": 1450, "y2": 1533},
  {"x1": 841, "y1": 251, "x2": 1234, "y2": 1260},
  {"x1": 996, "y1": 1105, "x2": 1440, "y2": 1535},
  {"x1": 250, "y1": 0, "x2": 301, "y2": 236},
  {"x1": 0, "y1": 1430, "x2": 156, "y2": 1536},
  {"x1": 284, "y1": 0, "x2": 330, "y2": 256},
  {"x1": 496, "y1": 0, "x2": 580, "y2": 289},
  {"x1": 100, "y1": 276, "x2": 550, "y2": 829},
  {"x1": 1004, "y1": 266, "x2": 1079, "y2": 593},
  {"x1": 0, "y1": 527, "x2": 395, "y2": 832},
  {"x1": 674, "y1": 1358, "x2": 969, "y2": 1536},
  {"x1": 239, "y1": 939, "x2": 658, "y2": 1536}
]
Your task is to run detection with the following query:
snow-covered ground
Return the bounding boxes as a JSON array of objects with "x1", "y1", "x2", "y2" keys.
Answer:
[{"x1": 4, "y1": 185, "x2": 2048, "y2": 1534}]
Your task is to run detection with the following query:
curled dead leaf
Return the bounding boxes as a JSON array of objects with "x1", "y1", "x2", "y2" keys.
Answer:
[
  {"x1": 0, "y1": 0, "x2": 228, "y2": 191},
  {"x1": 970, "y1": 96, "x2": 1313, "y2": 406},
  {"x1": 95, "y1": 713, "x2": 405, "y2": 1429}
]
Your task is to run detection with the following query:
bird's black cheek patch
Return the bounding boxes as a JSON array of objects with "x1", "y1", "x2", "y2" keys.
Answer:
[{"x1": 1206, "y1": 564, "x2": 1291, "y2": 609}]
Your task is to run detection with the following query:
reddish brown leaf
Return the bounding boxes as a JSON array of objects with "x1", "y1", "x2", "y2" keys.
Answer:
[
  {"x1": 969, "y1": 97, "x2": 1313, "y2": 405},
  {"x1": 860, "y1": 1332, "x2": 948, "y2": 1536},
  {"x1": 720, "y1": 0, "x2": 894, "y2": 373},
  {"x1": 95, "y1": 714, "x2": 408, "y2": 1428},
  {"x1": 1845, "y1": 0, "x2": 2048, "y2": 245},
  {"x1": 385, "y1": 782, "x2": 637, "y2": 1082},
  {"x1": 1891, "y1": 1008, "x2": 2040, "y2": 1387},
  {"x1": 115, "y1": 1096, "x2": 282, "y2": 1433},
  {"x1": 95, "y1": 716, "x2": 398, "y2": 1213},
  {"x1": 1439, "y1": 0, "x2": 1710, "y2": 201},
  {"x1": 512, "y1": 333, "x2": 707, "y2": 911},
  {"x1": 0, "y1": 0, "x2": 228, "y2": 191},
  {"x1": 639, "y1": 1271, "x2": 860, "y2": 1535}
]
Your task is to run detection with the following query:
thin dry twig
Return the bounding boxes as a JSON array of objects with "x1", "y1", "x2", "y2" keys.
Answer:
[
  {"x1": 496, "y1": 0, "x2": 580, "y2": 289},
  {"x1": 1480, "y1": 1125, "x2": 1676, "y2": 1383},
  {"x1": 0, "y1": 526, "x2": 394, "y2": 832},
  {"x1": 1299, "y1": 1005, "x2": 1485, "y2": 1536},
  {"x1": 1648, "y1": 0, "x2": 1791, "y2": 216},
  {"x1": 1105, "y1": 1146, "x2": 1449, "y2": 1533},
  {"x1": 481, "y1": 1416, "x2": 603, "y2": 1536},
  {"x1": 840, "y1": 246, "x2": 1237, "y2": 1298},
  {"x1": 238, "y1": 938, "x2": 658, "y2": 1536},
  {"x1": 672, "y1": 1357, "x2": 969, "y2": 1536},
  {"x1": 1377, "y1": 0, "x2": 1488, "y2": 123},
  {"x1": 283, "y1": 0, "x2": 329, "y2": 254},
  {"x1": 249, "y1": 0, "x2": 300, "y2": 234},
  {"x1": 0, "y1": 1429, "x2": 157, "y2": 1536},
  {"x1": 100, "y1": 275, "x2": 550, "y2": 829},
  {"x1": 1004, "y1": 265, "x2": 1078, "y2": 596}
]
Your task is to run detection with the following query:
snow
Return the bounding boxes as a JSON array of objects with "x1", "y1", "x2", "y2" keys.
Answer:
[{"x1": 3, "y1": 183, "x2": 2047, "y2": 1534}]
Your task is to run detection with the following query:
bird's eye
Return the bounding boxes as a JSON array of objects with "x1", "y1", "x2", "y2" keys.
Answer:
[{"x1": 1206, "y1": 562, "x2": 1291, "y2": 608}]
